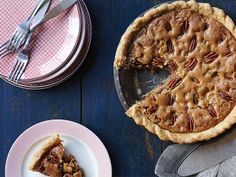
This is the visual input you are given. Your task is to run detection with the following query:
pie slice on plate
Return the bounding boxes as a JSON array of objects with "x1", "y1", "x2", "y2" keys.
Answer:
[
  {"x1": 29, "y1": 134, "x2": 84, "y2": 177},
  {"x1": 114, "y1": 0, "x2": 236, "y2": 143}
]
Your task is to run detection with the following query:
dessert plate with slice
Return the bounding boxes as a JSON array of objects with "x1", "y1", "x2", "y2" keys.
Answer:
[
  {"x1": 5, "y1": 120, "x2": 112, "y2": 177},
  {"x1": 114, "y1": 0, "x2": 236, "y2": 143}
]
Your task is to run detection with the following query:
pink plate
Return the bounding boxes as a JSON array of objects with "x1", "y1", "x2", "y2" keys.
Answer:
[
  {"x1": 1, "y1": 0, "x2": 92, "y2": 90},
  {"x1": 0, "y1": 0, "x2": 81, "y2": 81},
  {"x1": 5, "y1": 119, "x2": 112, "y2": 177}
]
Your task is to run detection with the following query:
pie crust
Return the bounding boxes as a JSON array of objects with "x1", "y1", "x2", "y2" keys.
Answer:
[
  {"x1": 29, "y1": 134, "x2": 84, "y2": 177},
  {"x1": 114, "y1": 0, "x2": 236, "y2": 143}
]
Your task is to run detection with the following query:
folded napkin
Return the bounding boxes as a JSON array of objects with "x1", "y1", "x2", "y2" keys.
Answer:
[{"x1": 155, "y1": 143, "x2": 236, "y2": 177}]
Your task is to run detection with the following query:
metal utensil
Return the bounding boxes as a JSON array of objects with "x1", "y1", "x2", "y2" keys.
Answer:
[
  {"x1": 8, "y1": 33, "x2": 33, "y2": 82},
  {"x1": 8, "y1": 0, "x2": 78, "y2": 82},
  {"x1": 30, "y1": 0, "x2": 78, "y2": 31},
  {"x1": 178, "y1": 127, "x2": 236, "y2": 176},
  {"x1": 0, "y1": 0, "x2": 51, "y2": 58},
  {"x1": 8, "y1": 0, "x2": 51, "y2": 82}
]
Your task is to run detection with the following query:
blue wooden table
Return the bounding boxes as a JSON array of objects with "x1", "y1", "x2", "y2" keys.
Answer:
[{"x1": 1, "y1": 0, "x2": 236, "y2": 176}]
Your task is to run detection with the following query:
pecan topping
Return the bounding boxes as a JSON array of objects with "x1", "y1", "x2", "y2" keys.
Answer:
[
  {"x1": 191, "y1": 77, "x2": 200, "y2": 84},
  {"x1": 226, "y1": 52, "x2": 233, "y2": 57},
  {"x1": 152, "y1": 95, "x2": 157, "y2": 102},
  {"x1": 211, "y1": 71, "x2": 218, "y2": 78},
  {"x1": 152, "y1": 57, "x2": 164, "y2": 66},
  {"x1": 185, "y1": 58, "x2": 198, "y2": 71},
  {"x1": 167, "y1": 76, "x2": 182, "y2": 89},
  {"x1": 204, "y1": 52, "x2": 219, "y2": 64},
  {"x1": 131, "y1": 59, "x2": 145, "y2": 69},
  {"x1": 189, "y1": 36, "x2": 197, "y2": 52},
  {"x1": 220, "y1": 91, "x2": 233, "y2": 102},
  {"x1": 188, "y1": 115, "x2": 194, "y2": 131},
  {"x1": 168, "y1": 60, "x2": 178, "y2": 71},
  {"x1": 168, "y1": 94, "x2": 175, "y2": 105},
  {"x1": 193, "y1": 93, "x2": 199, "y2": 105},
  {"x1": 207, "y1": 105, "x2": 217, "y2": 117},
  {"x1": 167, "y1": 40, "x2": 174, "y2": 53},
  {"x1": 48, "y1": 152, "x2": 60, "y2": 164},
  {"x1": 166, "y1": 22, "x2": 172, "y2": 31},
  {"x1": 181, "y1": 20, "x2": 189, "y2": 35},
  {"x1": 171, "y1": 114, "x2": 177, "y2": 125},
  {"x1": 203, "y1": 23, "x2": 209, "y2": 31},
  {"x1": 143, "y1": 104, "x2": 157, "y2": 115}
]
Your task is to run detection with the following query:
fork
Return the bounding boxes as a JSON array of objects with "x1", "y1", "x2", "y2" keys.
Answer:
[
  {"x1": 8, "y1": 0, "x2": 78, "y2": 82},
  {"x1": 8, "y1": 33, "x2": 33, "y2": 82},
  {"x1": 0, "y1": 0, "x2": 50, "y2": 58}
]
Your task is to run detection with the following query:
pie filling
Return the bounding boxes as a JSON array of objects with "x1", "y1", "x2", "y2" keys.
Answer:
[
  {"x1": 36, "y1": 144, "x2": 84, "y2": 177},
  {"x1": 120, "y1": 9, "x2": 236, "y2": 133}
]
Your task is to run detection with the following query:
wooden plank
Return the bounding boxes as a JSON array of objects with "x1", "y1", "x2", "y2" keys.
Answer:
[{"x1": 81, "y1": 0, "x2": 162, "y2": 176}]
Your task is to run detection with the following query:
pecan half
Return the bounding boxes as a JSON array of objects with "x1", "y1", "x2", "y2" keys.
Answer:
[
  {"x1": 167, "y1": 76, "x2": 182, "y2": 89},
  {"x1": 189, "y1": 36, "x2": 197, "y2": 52},
  {"x1": 207, "y1": 105, "x2": 217, "y2": 117},
  {"x1": 220, "y1": 91, "x2": 233, "y2": 102},
  {"x1": 168, "y1": 94, "x2": 175, "y2": 105},
  {"x1": 188, "y1": 115, "x2": 194, "y2": 131},
  {"x1": 152, "y1": 57, "x2": 164, "y2": 66},
  {"x1": 181, "y1": 20, "x2": 189, "y2": 35},
  {"x1": 204, "y1": 52, "x2": 219, "y2": 64},
  {"x1": 168, "y1": 60, "x2": 178, "y2": 71},
  {"x1": 167, "y1": 40, "x2": 174, "y2": 53},
  {"x1": 185, "y1": 58, "x2": 198, "y2": 71},
  {"x1": 193, "y1": 93, "x2": 199, "y2": 105},
  {"x1": 171, "y1": 114, "x2": 177, "y2": 125}
]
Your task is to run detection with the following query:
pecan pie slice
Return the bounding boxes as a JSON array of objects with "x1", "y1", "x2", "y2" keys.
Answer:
[
  {"x1": 29, "y1": 135, "x2": 84, "y2": 177},
  {"x1": 114, "y1": 0, "x2": 236, "y2": 143}
]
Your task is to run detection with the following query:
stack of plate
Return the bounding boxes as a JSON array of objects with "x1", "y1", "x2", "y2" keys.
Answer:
[{"x1": 0, "y1": 0, "x2": 92, "y2": 90}]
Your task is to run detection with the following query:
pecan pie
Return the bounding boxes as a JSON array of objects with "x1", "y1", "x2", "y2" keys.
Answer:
[
  {"x1": 114, "y1": 0, "x2": 236, "y2": 143},
  {"x1": 29, "y1": 135, "x2": 84, "y2": 177}
]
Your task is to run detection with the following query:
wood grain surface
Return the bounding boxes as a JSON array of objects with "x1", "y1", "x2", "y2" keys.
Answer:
[{"x1": 1, "y1": 0, "x2": 236, "y2": 176}]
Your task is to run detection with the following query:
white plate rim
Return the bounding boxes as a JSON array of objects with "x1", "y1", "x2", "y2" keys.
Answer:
[{"x1": 5, "y1": 119, "x2": 112, "y2": 177}]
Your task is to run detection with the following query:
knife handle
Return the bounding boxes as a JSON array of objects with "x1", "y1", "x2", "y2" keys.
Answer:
[{"x1": 30, "y1": 0, "x2": 78, "y2": 31}]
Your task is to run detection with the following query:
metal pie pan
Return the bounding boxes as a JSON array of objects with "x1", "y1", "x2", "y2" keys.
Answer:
[{"x1": 114, "y1": 1, "x2": 175, "y2": 111}]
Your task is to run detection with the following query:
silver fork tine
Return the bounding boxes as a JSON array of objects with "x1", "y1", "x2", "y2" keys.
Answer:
[
  {"x1": 1, "y1": 50, "x2": 12, "y2": 59},
  {"x1": 0, "y1": 32, "x2": 21, "y2": 58},
  {"x1": 8, "y1": 31, "x2": 21, "y2": 52},
  {"x1": 0, "y1": 41, "x2": 9, "y2": 50},
  {"x1": 15, "y1": 38, "x2": 24, "y2": 52},
  {"x1": 0, "y1": 48, "x2": 9, "y2": 57},
  {"x1": 9, "y1": 60, "x2": 20, "y2": 80},
  {"x1": 12, "y1": 33, "x2": 24, "y2": 52},
  {"x1": 8, "y1": 31, "x2": 19, "y2": 49},
  {"x1": 15, "y1": 63, "x2": 26, "y2": 82},
  {"x1": 11, "y1": 62, "x2": 24, "y2": 82}
]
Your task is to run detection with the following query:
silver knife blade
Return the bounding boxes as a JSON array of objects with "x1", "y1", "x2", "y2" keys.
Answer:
[
  {"x1": 178, "y1": 127, "x2": 236, "y2": 176},
  {"x1": 32, "y1": 0, "x2": 51, "y2": 25},
  {"x1": 30, "y1": 0, "x2": 78, "y2": 31}
]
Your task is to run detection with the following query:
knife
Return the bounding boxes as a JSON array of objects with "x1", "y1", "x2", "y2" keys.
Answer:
[
  {"x1": 33, "y1": 0, "x2": 52, "y2": 26},
  {"x1": 30, "y1": 0, "x2": 78, "y2": 31},
  {"x1": 178, "y1": 127, "x2": 236, "y2": 176}
]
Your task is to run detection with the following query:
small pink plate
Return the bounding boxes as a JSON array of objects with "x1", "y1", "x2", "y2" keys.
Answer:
[
  {"x1": 0, "y1": 0, "x2": 81, "y2": 81},
  {"x1": 5, "y1": 119, "x2": 112, "y2": 177}
]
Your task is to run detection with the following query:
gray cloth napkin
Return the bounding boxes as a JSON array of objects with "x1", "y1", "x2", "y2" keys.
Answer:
[{"x1": 155, "y1": 143, "x2": 236, "y2": 177}]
